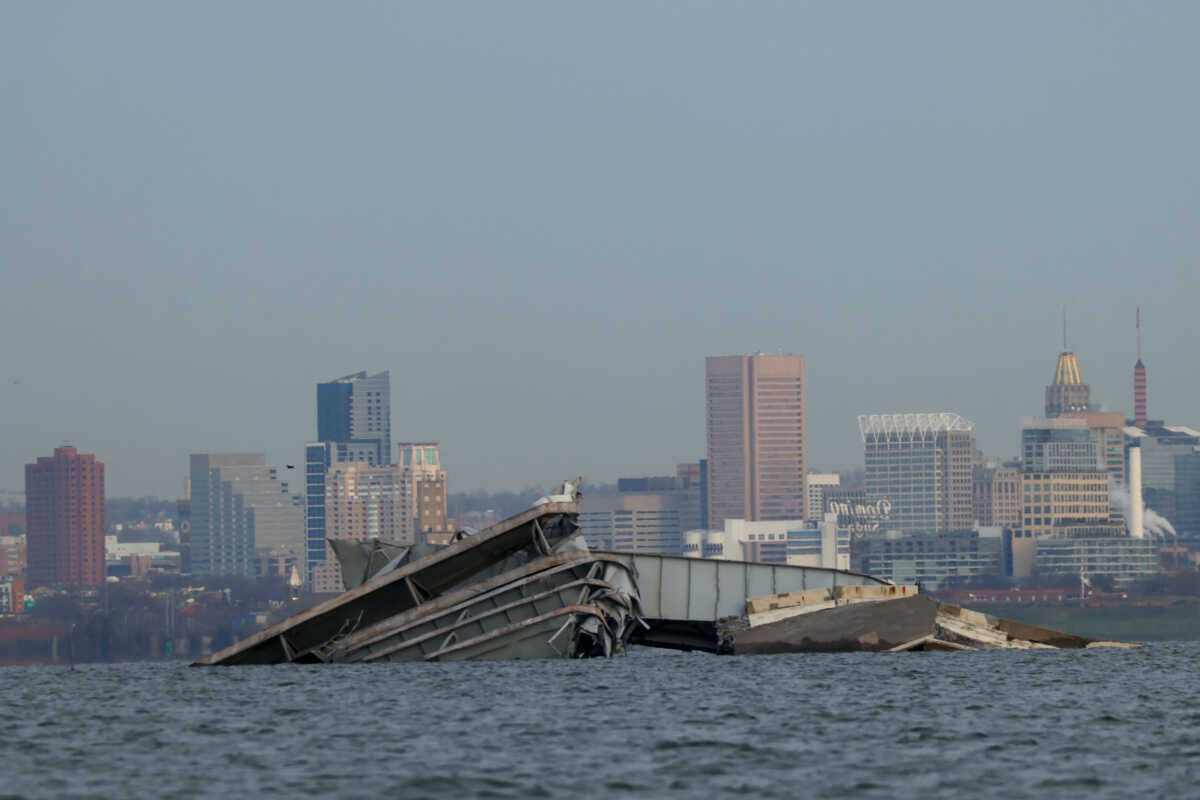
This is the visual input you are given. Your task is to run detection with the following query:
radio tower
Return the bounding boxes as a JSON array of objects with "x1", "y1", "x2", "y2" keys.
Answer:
[{"x1": 1134, "y1": 308, "x2": 1147, "y2": 427}]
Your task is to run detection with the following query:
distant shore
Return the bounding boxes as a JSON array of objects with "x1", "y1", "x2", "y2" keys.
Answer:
[{"x1": 964, "y1": 597, "x2": 1200, "y2": 641}]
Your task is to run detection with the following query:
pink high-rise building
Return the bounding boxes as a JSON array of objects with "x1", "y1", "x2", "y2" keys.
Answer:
[{"x1": 705, "y1": 355, "x2": 807, "y2": 529}]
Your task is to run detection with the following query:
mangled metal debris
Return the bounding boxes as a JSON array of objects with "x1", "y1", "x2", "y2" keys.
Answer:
[
  {"x1": 718, "y1": 587, "x2": 1139, "y2": 653},
  {"x1": 195, "y1": 480, "x2": 647, "y2": 665},
  {"x1": 194, "y1": 479, "x2": 1134, "y2": 666}
]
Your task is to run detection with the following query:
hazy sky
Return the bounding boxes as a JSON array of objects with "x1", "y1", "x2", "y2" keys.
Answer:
[{"x1": 2, "y1": 3, "x2": 1197, "y2": 498}]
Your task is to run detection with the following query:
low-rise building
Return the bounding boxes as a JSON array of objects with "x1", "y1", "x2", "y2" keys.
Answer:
[
  {"x1": 698, "y1": 516, "x2": 851, "y2": 570},
  {"x1": 852, "y1": 529, "x2": 1006, "y2": 590},
  {"x1": 1029, "y1": 532, "x2": 1160, "y2": 584}
]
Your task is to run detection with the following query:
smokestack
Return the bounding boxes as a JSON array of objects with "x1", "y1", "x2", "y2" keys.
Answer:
[
  {"x1": 1134, "y1": 308, "x2": 1147, "y2": 427},
  {"x1": 1128, "y1": 440, "x2": 1144, "y2": 539}
]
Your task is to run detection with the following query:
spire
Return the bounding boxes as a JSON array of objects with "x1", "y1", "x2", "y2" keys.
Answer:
[
  {"x1": 1062, "y1": 305, "x2": 1068, "y2": 351},
  {"x1": 1136, "y1": 306, "x2": 1142, "y2": 361}
]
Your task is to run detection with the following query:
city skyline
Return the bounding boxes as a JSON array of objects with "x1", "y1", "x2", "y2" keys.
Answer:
[
  {"x1": 0, "y1": 333, "x2": 1189, "y2": 500},
  {"x1": 3, "y1": 4, "x2": 1199, "y2": 498}
]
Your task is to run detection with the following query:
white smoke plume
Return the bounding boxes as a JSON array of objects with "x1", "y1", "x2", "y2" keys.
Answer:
[{"x1": 1109, "y1": 479, "x2": 1178, "y2": 539}]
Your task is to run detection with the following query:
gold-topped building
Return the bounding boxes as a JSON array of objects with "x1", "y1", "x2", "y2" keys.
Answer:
[{"x1": 1045, "y1": 351, "x2": 1091, "y2": 417}]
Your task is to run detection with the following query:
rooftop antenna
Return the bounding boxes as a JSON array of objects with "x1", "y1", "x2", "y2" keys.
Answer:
[
  {"x1": 1062, "y1": 305, "x2": 1068, "y2": 351},
  {"x1": 1136, "y1": 306, "x2": 1142, "y2": 360}
]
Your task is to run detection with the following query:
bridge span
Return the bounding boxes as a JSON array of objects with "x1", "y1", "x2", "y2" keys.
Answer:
[{"x1": 596, "y1": 552, "x2": 889, "y2": 651}]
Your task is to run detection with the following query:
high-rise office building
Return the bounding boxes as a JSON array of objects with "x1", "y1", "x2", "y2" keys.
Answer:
[
  {"x1": 705, "y1": 354, "x2": 806, "y2": 528},
  {"x1": 189, "y1": 454, "x2": 304, "y2": 577},
  {"x1": 859, "y1": 413, "x2": 975, "y2": 533},
  {"x1": 25, "y1": 447, "x2": 105, "y2": 588},
  {"x1": 317, "y1": 371, "x2": 392, "y2": 466},
  {"x1": 1045, "y1": 351, "x2": 1091, "y2": 417}
]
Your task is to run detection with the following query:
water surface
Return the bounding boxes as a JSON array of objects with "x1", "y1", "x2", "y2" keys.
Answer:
[{"x1": 4, "y1": 644, "x2": 1198, "y2": 798}]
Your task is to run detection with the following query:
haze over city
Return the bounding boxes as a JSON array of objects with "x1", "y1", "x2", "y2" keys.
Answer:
[{"x1": 3, "y1": 3, "x2": 1198, "y2": 498}]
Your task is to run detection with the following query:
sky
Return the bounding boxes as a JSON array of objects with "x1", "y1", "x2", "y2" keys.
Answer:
[{"x1": 1, "y1": 2, "x2": 1197, "y2": 498}]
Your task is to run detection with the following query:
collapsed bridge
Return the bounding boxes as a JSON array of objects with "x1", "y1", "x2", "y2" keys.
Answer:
[
  {"x1": 195, "y1": 486, "x2": 1131, "y2": 666},
  {"x1": 194, "y1": 496, "x2": 888, "y2": 665}
]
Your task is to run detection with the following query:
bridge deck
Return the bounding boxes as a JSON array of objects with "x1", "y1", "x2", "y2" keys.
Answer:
[{"x1": 595, "y1": 552, "x2": 889, "y2": 652}]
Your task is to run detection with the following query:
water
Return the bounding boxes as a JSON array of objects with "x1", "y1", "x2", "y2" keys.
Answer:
[{"x1": 4, "y1": 644, "x2": 1200, "y2": 799}]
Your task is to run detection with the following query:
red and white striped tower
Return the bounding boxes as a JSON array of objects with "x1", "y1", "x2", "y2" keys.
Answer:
[{"x1": 1134, "y1": 308, "x2": 1147, "y2": 427}]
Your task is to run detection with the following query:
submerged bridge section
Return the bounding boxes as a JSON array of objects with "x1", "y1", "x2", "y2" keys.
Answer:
[{"x1": 596, "y1": 552, "x2": 889, "y2": 652}]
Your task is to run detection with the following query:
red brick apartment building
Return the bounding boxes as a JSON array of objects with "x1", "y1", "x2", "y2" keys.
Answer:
[{"x1": 25, "y1": 447, "x2": 105, "y2": 588}]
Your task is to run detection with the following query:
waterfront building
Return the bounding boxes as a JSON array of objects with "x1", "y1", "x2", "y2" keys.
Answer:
[
  {"x1": 1031, "y1": 533, "x2": 1160, "y2": 584},
  {"x1": 805, "y1": 473, "x2": 841, "y2": 522},
  {"x1": 189, "y1": 454, "x2": 304, "y2": 577},
  {"x1": 580, "y1": 470, "x2": 703, "y2": 556},
  {"x1": 25, "y1": 447, "x2": 105, "y2": 588},
  {"x1": 852, "y1": 529, "x2": 1005, "y2": 590},
  {"x1": 859, "y1": 413, "x2": 975, "y2": 533},
  {"x1": 1045, "y1": 351, "x2": 1092, "y2": 417},
  {"x1": 972, "y1": 463, "x2": 1020, "y2": 528},
  {"x1": 317, "y1": 371, "x2": 392, "y2": 466},
  {"x1": 705, "y1": 354, "x2": 807, "y2": 528}
]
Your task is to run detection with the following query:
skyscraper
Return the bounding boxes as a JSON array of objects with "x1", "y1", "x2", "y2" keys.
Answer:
[
  {"x1": 317, "y1": 371, "x2": 391, "y2": 466},
  {"x1": 859, "y1": 413, "x2": 975, "y2": 533},
  {"x1": 25, "y1": 447, "x2": 105, "y2": 588},
  {"x1": 307, "y1": 370, "x2": 392, "y2": 581},
  {"x1": 705, "y1": 354, "x2": 806, "y2": 528},
  {"x1": 189, "y1": 454, "x2": 304, "y2": 577}
]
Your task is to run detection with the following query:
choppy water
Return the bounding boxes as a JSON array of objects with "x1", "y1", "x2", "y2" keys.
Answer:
[{"x1": 4, "y1": 644, "x2": 1200, "y2": 798}]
